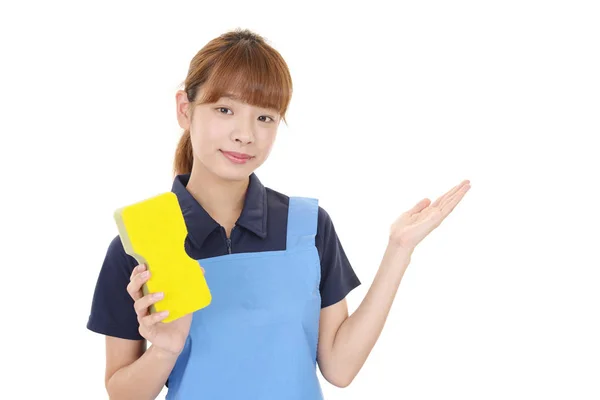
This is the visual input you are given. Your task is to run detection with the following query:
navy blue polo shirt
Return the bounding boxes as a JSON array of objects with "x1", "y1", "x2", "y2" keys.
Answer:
[{"x1": 87, "y1": 173, "x2": 361, "y2": 340}]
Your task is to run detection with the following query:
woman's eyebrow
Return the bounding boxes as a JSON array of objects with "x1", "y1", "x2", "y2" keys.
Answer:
[
  {"x1": 220, "y1": 93, "x2": 277, "y2": 114},
  {"x1": 222, "y1": 92, "x2": 242, "y2": 101}
]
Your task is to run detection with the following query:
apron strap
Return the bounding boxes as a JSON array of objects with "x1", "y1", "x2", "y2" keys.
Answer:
[{"x1": 286, "y1": 197, "x2": 319, "y2": 251}]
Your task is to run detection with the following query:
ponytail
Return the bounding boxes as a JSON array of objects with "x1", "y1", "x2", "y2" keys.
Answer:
[{"x1": 173, "y1": 129, "x2": 193, "y2": 176}]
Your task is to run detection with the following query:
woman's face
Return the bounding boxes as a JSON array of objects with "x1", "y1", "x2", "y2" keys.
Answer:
[{"x1": 176, "y1": 89, "x2": 281, "y2": 181}]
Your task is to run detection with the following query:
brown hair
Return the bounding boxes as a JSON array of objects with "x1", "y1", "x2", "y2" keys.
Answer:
[{"x1": 173, "y1": 28, "x2": 293, "y2": 176}]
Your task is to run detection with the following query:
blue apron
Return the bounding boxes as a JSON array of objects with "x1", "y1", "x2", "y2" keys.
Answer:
[{"x1": 166, "y1": 197, "x2": 324, "y2": 400}]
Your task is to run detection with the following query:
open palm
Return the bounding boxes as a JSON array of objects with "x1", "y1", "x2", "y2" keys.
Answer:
[{"x1": 390, "y1": 179, "x2": 471, "y2": 250}]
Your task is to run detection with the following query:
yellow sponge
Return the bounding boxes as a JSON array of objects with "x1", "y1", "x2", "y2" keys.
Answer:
[{"x1": 113, "y1": 192, "x2": 211, "y2": 323}]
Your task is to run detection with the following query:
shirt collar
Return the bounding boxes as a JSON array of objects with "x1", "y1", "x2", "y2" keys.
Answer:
[{"x1": 171, "y1": 172, "x2": 268, "y2": 247}]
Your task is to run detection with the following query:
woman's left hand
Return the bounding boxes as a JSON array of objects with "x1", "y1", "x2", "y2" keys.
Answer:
[{"x1": 389, "y1": 179, "x2": 471, "y2": 252}]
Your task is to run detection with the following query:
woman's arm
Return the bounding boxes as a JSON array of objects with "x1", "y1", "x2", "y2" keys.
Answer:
[
  {"x1": 103, "y1": 263, "x2": 194, "y2": 399},
  {"x1": 105, "y1": 337, "x2": 179, "y2": 400},
  {"x1": 318, "y1": 180, "x2": 471, "y2": 387},
  {"x1": 317, "y1": 244, "x2": 412, "y2": 387}
]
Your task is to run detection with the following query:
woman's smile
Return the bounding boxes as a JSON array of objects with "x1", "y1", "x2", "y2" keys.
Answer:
[{"x1": 220, "y1": 150, "x2": 254, "y2": 164}]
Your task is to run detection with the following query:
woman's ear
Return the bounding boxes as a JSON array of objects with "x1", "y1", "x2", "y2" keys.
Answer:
[{"x1": 175, "y1": 90, "x2": 192, "y2": 130}]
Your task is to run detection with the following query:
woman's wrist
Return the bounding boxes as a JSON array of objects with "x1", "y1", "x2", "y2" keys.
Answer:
[
  {"x1": 149, "y1": 344, "x2": 182, "y2": 362},
  {"x1": 385, "y1": 240, "x2": 414, "y2": 264}
]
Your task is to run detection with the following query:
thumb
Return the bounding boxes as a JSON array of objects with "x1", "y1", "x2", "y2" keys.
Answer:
[{"x1": 408, "y1": 198, "x2": 431, "y2": 215}]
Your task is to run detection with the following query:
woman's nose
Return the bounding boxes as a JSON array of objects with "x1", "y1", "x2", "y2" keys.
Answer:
[{"x1": 232, "y1": 120, "x2": 254, "y2": 144}]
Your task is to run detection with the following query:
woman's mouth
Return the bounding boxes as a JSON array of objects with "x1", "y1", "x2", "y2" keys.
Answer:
[{"x1": 220, "y1": 150, "x2": 254, "y2": 165}]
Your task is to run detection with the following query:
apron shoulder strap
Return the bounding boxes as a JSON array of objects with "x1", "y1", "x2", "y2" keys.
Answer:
[{"x1": 286, "y1": 196, "x2": 319, "y2": 251}]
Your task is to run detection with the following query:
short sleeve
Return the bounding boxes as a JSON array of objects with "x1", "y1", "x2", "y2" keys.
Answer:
[
  {"x1": 315, "y1": 206, "x2": 361, "y2": 308},
  {"x1": 86, "y1": 235, "x2": 143, "y2": 340}
]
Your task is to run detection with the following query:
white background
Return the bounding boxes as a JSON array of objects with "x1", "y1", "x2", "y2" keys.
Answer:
[{"x1": 1, "y1": 0, "x2": 599, "y2": 399}]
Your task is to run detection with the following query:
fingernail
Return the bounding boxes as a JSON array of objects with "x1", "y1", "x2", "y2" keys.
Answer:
[
  {"x1": 139, "y1": 264, "x2": 146, "y2": 271},
  {"x1": 153, "y1": 292, "x2": 164, "y2": 299},
  {"x1": 160, "y1": 310, "x2": 169, "y2": 317},
  {"x1": 141, "y1": 271, "x2": 150, "y2": 279}
]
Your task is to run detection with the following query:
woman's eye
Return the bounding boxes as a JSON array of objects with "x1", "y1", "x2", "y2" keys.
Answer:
[
  {"x1": 216, "y1": 107, "x2": 272, "y2": 122},
  {"x1": 258, "y1": 116, "x2": 274, "y2": 123},
  {"x1": 217, "y1": 107, "x2": 232, "y2": 115}
]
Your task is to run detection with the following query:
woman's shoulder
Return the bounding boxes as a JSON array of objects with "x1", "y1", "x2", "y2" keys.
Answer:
[
  {"x1": 264, "y1": 186, "x2": 333, "y2": 234},
  {"x1": 102, "y1": 234, "x2": 138, "y2": 272}
]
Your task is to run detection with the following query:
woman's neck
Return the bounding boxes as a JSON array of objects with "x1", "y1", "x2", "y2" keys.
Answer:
[{"x1": 185, "y1": 163, "x2": 249, "y2": 237}]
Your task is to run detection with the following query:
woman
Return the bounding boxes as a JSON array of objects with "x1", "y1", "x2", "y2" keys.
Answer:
[{"x1": 87, "y1": 28, "x2": 471, "y2": 399}]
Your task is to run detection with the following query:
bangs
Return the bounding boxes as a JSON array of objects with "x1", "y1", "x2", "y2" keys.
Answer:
[{"x1": 195, "y1": 40, "x2": 292, "y2": 117}]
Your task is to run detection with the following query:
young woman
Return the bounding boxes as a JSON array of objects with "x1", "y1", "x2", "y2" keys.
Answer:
[{"x1": 87, "y1": 28, "x2": 471, "y2": 399}]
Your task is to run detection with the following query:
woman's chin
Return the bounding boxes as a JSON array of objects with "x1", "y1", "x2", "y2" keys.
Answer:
[
  {"x1": 196, "y1": 154, "x2": 261, "y2": 182},
  {"x1": 214, "y1": 163, "x2": 255, "y2": 182}
]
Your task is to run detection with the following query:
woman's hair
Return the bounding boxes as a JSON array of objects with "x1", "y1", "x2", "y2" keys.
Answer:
[{"x1": 173, "y1": 28, "x2": 293, "y2": 176}]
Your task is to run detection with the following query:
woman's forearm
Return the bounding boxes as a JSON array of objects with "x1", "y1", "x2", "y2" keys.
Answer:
[
  {"x1": 106, "y1": 344, "x2": 179, "y2": 400},
  {"x1": 330, "y1": 243, "x2": 413, "y2": 385}
]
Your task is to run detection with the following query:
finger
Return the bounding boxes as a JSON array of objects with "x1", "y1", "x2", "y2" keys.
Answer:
[
  {"x1": 430, "y1": 186, "x2": 457, "y2": 209},
  {"x1": 407, "y1": 198, "x2": 431, "y2": 216},
  {"x1": 140, "y1": 310, "x2": 170, "y2": 327},
  {"x1": 134, "y1": 292, "x2": 164, "y2": 317},
  {"x1": 431, "y1": 180, "x2": 470, "y2": 209},
  {"x1": 436, "y1": 180, "x2": 469, "y2": 207},
  {"x1": 127, "y1": 270, "x2": 150, "y2": 301},
  {"x1": 440, "y1": 183, "x2": 470, "y2": 216},
  {"x1": 130, "y1": 263, "x2": 146, "y2": 281}
]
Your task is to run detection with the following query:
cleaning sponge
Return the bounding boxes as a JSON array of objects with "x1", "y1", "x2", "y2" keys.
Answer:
[{"x1": 113, "y1": 192, "x2": 211, "y2": 323}]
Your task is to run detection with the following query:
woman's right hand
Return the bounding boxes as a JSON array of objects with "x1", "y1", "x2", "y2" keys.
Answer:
[{"x1": 127, "y1": 263, "x2": 203, "y2": 356}]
